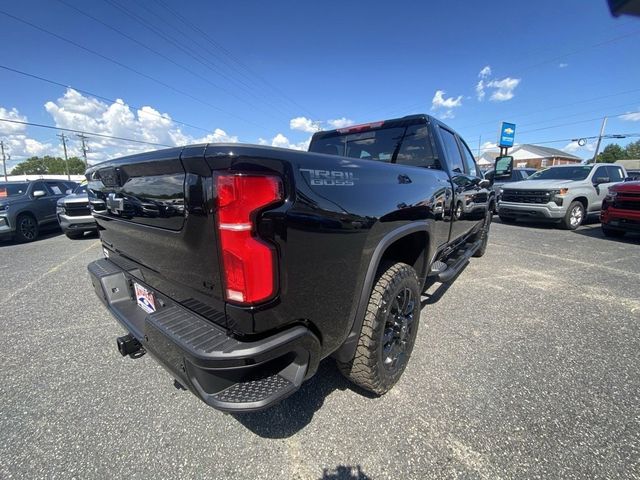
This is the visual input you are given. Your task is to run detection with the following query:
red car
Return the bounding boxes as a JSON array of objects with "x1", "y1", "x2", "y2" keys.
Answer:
[{"x1": 600, "y1": 180, "x2": 640, "y2": 237}]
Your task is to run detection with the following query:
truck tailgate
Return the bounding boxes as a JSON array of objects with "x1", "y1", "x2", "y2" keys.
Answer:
[{"x1": 87, "y1": 146, "x2": 227, "y2": 327}]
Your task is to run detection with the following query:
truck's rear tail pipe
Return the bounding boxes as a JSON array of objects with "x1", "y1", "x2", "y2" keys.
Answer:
[{"x1": 117, "y1": 334, "x2": 145, "y2": 358}]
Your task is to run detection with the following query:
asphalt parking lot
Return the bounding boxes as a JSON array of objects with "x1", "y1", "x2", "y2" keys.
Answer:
[{"x1": 1, "y1": 221, "x2": 638, "y2": 479}]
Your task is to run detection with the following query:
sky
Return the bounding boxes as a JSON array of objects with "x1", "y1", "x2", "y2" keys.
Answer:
[{"x1": 1, "y1": 0, "x2": 640, "y2": 171}]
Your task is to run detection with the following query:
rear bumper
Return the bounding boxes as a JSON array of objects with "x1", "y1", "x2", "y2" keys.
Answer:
[
  {"x1": 88, "y1": 258, "x2": 320, "y2": 412},
  {"x1": 601, "y1": 207, "x2": 640, "y2": 232},
  {"x1": 58, "y1": 213, "x2": 97, "y2": 233},
  {"x1": 498, "y1": 201, "x2": 565, "y2": 220}
]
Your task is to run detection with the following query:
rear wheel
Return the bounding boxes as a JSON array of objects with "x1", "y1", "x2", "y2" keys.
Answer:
[
  {"x1": 15, "y1": 214, "x2": 39, "y2": 242},
  {"x1": 562, "y1": 201, "x2": 585, "y2": 230},
  {"x1": 602, "y1": 226, "x2": 625, "y2": 238},
  {"x1": 337, "y1": 262, "x2": 421, "y2": 395}
]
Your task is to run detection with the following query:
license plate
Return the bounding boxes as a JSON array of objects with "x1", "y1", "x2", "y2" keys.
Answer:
[{"x1": 134, "y1": 283, "x2": 156, "y2": 314}]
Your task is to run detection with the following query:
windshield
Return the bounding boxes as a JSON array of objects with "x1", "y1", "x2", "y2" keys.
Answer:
[
  {"x1": 74, "y1": 185, "x2": 88, "y2": 194},
  {"x1": 0, "y1": 183, "x2": 30, "y2": 198},
  {"x1": 528, "y1": 166, "x2": 592, "y2": 181}
]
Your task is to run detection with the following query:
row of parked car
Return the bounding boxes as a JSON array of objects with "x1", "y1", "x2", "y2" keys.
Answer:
[
  {"x1": 0, "y1": 179, "x2": 96, "y2": 242},
  {"x1": 1, "y1": 162, "x2": 639, "y2": 243},
  {"x1": 485, "y1": 163, "x2": 640, "y2": 237}
]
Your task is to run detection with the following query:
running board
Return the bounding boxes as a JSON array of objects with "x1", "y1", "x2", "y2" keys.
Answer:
[{"x1": 433, "y1": 239, "x2": 481, "y2": 283}]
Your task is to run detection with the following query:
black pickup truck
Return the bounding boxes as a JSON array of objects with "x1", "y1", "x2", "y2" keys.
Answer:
[{"x1": 87, "y1": 114, "x2": 501, "y2": 412}]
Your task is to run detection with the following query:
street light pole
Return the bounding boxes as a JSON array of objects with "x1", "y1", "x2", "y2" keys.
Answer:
[
  {"x1": 591, "y1": 117, "x2": 607, "y2": 164},
  {"x1": 57, "y1": 133, "x2": 71, "y2": 180},
  {"x1": 1, "y1": 141, "x2": 7, "y2": 181}
]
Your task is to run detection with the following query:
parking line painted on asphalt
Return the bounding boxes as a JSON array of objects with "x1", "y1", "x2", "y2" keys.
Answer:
[
  {"x1": 0, "y1": 240, "x2": 100, "y2": 305},
  {"x1": 491, "y1": 241, "x2": 640, "y2": 279}
]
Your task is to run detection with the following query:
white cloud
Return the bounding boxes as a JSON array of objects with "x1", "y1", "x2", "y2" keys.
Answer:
[
  {"x1": 327, "y1": 117, "x2": 354, "y2": 129},
  {"x1": 475, "y1": 80, "x2": 485, "y2": 101},
  {"x1": 478, "y1": 65, "x2": 492, "y2": 79},
  {"x1": 0, "y1": 107, "x2": 29, "y2": 135},
  {"x1": 440, "y1": 110, "x2": 455, "y2": 119},
  {"x1": 266, "y1": 133, "x2": 310, "y2": 151},
  {"x1": 559, "y1": 63, "x2": 568, "y2": 68},
  {"x1": 563, "y1": 140, "x2": 595, "y2": 154},
  {"x1": 431, "y1": 90, "x2": 463, "y2": 110},
  {"x1": 620, "y1": 110, "x2": 640, "y2": 121},
  {"x1": 486, "y1": 77, "x2": 521, "y2": 101},
  {"x1": 289, "y1": 116, "x2": 321, "y2": 133},
  {"x1": 479, "y1": 141, "x2": 498, "y2": 153},
  {"x1": 42, "y1": 88, "x2": 238, "y2": 162}
]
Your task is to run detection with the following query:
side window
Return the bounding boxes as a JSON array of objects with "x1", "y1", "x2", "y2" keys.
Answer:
[
  {"x1": 593, "y1": 166, "x2": 608, "y2": 180},
  {"x1": 396, "y1": 125, "x2": 440, "y2": 169},
  {"x1": 458, "y1": 138, "x2": 478, "y2": 177},
  {"x1": 606, "y1": 166, "x2": 624, "y2": 182},
  {"x1": 439, "y1": 127, "x2": 464, "y2": 174},
  {"x1": 32, "y1": 182, "x2": 51, "y2": 196},
  {"x1": 48, "y1": 183, "x2": 63, "y2": 195}
]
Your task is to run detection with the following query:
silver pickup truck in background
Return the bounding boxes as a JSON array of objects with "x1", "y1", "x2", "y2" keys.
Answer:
[{"x1": 497, "y1": 163, "x2": 627, "y2": 230}]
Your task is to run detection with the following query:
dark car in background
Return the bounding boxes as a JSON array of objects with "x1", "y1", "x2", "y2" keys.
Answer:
[
  {"x1": 0, "y1": 179, "x2": 77, "y2": 242},
  {"x1": 57, "y1": 183, "x2": 98, "y2": 239},
  {"x1": 484, "y1": 168, "x2": 537, "y2": 212}
]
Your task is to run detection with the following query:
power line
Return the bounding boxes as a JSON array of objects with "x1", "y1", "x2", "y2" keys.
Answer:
[
  {"x1": 0, "y1": 9, "x2": 265, "y2": 129},
  {"x1": 99, "y1": 0, "x2": 293, "y2": 121},
  {"x1": 151, "y1": 0, "x2": 316, "y2": 118},
  {"x1": 0, "y1": 117, "x2": 173, "y2": 148},
  {"x1": 54, "y1": 0, "x2": 286, "y2": 121},
  {"x1": 0, "y1": 64, "x2": 216, "y2": 135},
  {"x1": 456, "y1": 87, "x2": 640, "y2": 132}
]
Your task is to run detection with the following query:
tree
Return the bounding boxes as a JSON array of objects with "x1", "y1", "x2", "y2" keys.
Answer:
[
  {"x1": 596, "y1": 144, "x2": 626, "y2": 163},
  {"x1": 11, "y1": 156, "x2": 86, "y2": 175},
  {"x1": 625, "y1": 139, "x2": 640, "y2": 159}
]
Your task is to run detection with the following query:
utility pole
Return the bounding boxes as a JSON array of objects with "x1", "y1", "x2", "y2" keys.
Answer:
[
  {"x1": 591, "y1": 116, "x2": 607, "y2": 164},
  {"x1": 76, "y1": 133, "x2": 89, "y2": 169},
  {"x1": 57, "y1": 133, "x2": 71, "y2": 180},
  {"x1": 1, "y1": 141, "x2": 7, "y2": 181}
]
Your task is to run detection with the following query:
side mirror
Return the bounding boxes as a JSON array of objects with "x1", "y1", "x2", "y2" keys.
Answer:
[
  {"x1": 66, "y1": 189, "x2": 73, "y2": 195},
  {"x1": 494, "y1": 156, "x2": 513, "y2": 180},
  {"x1": 477, "y1": 179, "x2": 491, "y2": 189},
  {"x1": 33, "y1": 190, "x2": 46, "y2": 198},
  {"x1": 593, "y1": 176, "x2": 610, "y2": 185}
]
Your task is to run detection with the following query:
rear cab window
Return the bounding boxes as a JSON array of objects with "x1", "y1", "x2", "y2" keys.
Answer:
[{"x1": 309, "y1": 119, "x2": 440, "y2": 169}]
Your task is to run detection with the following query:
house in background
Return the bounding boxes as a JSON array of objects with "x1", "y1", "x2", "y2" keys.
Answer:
[
  {"x1": 476, "y1": 144, "x2": 583, "y2": 170},
  {"x1": 509, "y1": 144, "x2": 582, "y2": 169}
]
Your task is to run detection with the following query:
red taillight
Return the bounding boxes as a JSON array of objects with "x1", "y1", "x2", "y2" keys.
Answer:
[{"x1": 216, "y1": 174, "x2": 282, "y2": 305}]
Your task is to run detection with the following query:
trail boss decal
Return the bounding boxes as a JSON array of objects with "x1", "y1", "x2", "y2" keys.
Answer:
[{"x1": 300, "y1": 169, "x2": 357, "y2": 186}]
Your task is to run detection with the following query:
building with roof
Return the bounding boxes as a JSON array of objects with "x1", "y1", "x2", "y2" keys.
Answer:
[
  {"x1": 508, "y1": 144, "x2": 582, "y2": 169},
  {"x1": 614, "y1": 159, "x2": 640, "y2": 171}
]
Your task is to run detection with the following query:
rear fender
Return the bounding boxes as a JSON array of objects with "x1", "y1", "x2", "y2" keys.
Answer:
[{"x1": 332, "y1": 222, "x2": 431, "y2": 363}]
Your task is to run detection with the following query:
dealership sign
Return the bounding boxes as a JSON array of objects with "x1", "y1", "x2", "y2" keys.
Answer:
[{"x1": 499, "y1": 122, "x2": 516, "y2": 148}]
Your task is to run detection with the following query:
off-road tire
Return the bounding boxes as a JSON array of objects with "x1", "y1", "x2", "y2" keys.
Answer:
[
  {"x1": 473, "y1": 204, "x2": 493, "y2": 258},
  {"x1": 562, "y1": 201, "x2": 585, "y2": 230},
  {"x1": 65, "y1": 231, "x2": 84, "y2": 239},
  {"x1": 602, "y1": 226, "x2": 625, "y2": 238},
  {"x1": 15, "y1": 214, "x2": 39, "y2": 242},
  {"x1": 337, "y1": 262, "x2": 421, "y2": 395}
]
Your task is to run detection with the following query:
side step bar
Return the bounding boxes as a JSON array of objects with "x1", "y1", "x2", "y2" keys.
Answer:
[{"x1": 429, "y1": 239, "x2": 481, "y2": 283}]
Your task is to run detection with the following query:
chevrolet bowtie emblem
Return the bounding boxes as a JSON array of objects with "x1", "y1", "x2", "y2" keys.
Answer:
[{"x1": 106, "y1": 193, "x2": 124, "y2": 214}]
